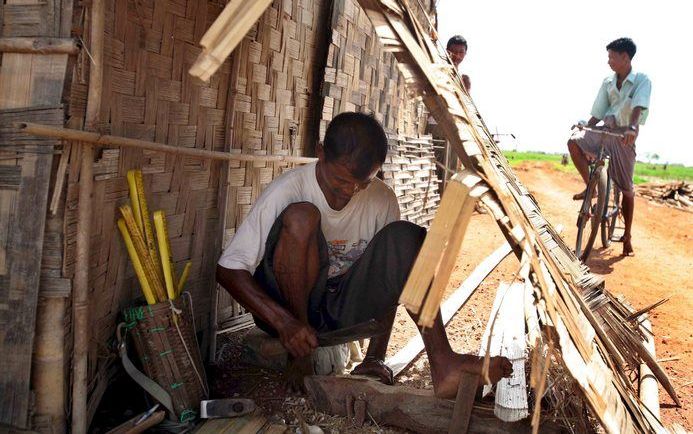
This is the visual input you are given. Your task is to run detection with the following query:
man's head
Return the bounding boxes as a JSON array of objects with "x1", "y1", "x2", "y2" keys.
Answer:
[
  {"x1": 446, "y1": 35, "x2": 468, "y2": 67},
  {"x1": 317, "y1": 112, "x2": 388, "y2": 203},
  {"x1": 606, "y1": 37, "x2": 636, "y2": 74}
]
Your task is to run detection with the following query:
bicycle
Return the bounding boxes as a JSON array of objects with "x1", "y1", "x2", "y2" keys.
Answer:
[{"x1": 573, "y1": 124, "x2": 628, "y2": 261}]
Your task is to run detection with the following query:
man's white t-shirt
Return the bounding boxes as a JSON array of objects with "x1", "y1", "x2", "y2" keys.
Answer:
[{"x1": 218, "y1": 162, "x2": 401, "y2": 278}]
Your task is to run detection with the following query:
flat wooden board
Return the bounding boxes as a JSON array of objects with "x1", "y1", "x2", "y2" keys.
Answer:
[{"x1": 0, "y1": 106, "x2": 63, "y2": 427}]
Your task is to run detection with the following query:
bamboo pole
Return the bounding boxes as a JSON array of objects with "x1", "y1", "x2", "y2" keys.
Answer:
[
  {"x1": 31, "y1": 296, "x2": 66, "y2": 433},
  {"x1": 72, "y1": 0, "x2": 104, "y2": 431},
  {"x1": 0, "y1": 37, "x2": 79, "y2": 54},
  {"x1": 72, "y1": 141, "x2": 93, "y2": 434},
  {"x1": 17, "y1": 122, "x2": 318, "y2": 164}
]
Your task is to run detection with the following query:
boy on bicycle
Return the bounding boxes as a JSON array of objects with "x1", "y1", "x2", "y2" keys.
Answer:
[{"x1": 567, "y1": 37, "x2": 651, "y2": 257}]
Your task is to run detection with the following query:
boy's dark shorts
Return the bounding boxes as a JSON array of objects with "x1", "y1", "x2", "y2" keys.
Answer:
[{"x1": 252, "y1": 207, "x2": 426, "y2": 337}]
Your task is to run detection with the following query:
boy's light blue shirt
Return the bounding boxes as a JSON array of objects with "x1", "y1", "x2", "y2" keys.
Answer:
[{"x1": 591, "y1": 70, "x2": 652, "y2": 126}]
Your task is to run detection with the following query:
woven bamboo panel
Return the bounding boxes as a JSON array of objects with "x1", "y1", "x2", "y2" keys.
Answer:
[
  {"x1": 61, "y1": 0, "x2": 236, "y2": 418},
  {"x1": 216, "y1": 0, "x2": 326, "y2": 323},
  {"x1": 381, "y1": 135, "x2": 440, "y2": 228},
  {"x1": 318, "y1": 0, "x2": 429, "y2": 139}
]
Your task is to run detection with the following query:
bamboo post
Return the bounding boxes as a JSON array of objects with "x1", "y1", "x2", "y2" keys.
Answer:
[
  {"x1": 31, "y1": 296, "x2": 66, "y2": 433},
  {"x1": 72, "y1": 0, "x2": 104, "y2": 431},
  {"x1": 72, "y1": 141, "x2": 93, "y2": 434}
]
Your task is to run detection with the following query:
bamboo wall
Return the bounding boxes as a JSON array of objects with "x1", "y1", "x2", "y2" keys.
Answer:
[
  {"x1": 319, "y1": 0, "x2": 429, "y2": 139},
  {"x1": 0, "y1": 0, "x2": 437, "y2": 429},
  {"x1": 62, "y1": 0, "x2": 236, "y2": 423}
]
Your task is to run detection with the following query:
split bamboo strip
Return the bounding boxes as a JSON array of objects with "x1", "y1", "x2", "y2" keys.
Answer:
[
  {"x1": 153, "y1": 211, "x2": 176, "y2": 300},
  {"x1": 126, "y1": 170, "x2": 145, "y2": 234},
  {"x1": 639, "y1": 317, "x2": 660, "y2": 420},
  {"x1": 16, "y1": 122, "x2": 317, "y2": 164},
  {"x1": 132, "y1": 171, "x2": 161, "y2": 284},
  {"x1": 189, "y1": 0, "x2": 274, "y2": 81},
  {"x1": 176, "y1": 262, "x2": 192, "y2": 297},
  {"x1": 117, "y1": 219, "x2": 156, "y2": 305},
  {"x1": 0, "y1": 37, "x2": 79, "y2": 55},
  {"x1": 119, "y1": 205, "x2": 167, "y2": 302}
]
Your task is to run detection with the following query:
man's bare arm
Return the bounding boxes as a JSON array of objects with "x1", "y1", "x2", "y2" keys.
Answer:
[
  {"x1": 215, "y1": 266, "x2": 318, "y2": 357},
  {"x1": 623, "y1": 106, "x2": 643, "y2": 146}
]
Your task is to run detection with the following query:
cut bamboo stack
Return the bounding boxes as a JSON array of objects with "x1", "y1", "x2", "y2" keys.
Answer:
[
  {"x1": 381, "y1": 135, "x2": 440, "y2": 228},
  {"x1": 118, "y1": 170, "x2": 191, "y2": 304}
]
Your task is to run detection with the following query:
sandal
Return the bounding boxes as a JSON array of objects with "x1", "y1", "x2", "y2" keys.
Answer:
[{"x1": 352, "y1": 356, "x2": 394, "y2": 385}]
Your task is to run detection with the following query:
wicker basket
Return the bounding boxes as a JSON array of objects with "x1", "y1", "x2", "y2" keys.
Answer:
[{"x1": 122, "y1": 295, "x2": 208, "y2": 423}]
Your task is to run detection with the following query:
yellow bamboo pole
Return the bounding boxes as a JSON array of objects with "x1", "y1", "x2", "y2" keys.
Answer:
[
  {"x1": 126, "y1": 170, "x2": 144, "y2": 233},
  {"x1": 132, "y1": 171, "x2": 162, "y2": 284},
  {"x1": 119, "y1": 205, "x2": 167, "y2": 302},
  {"x1": 117, "y1": 219, "x2": 157, "y2": 305},
  {"x1": 153, "y1": 211, "x2": 176, "y2": 300},
  {"x1": 176, "y1": 261, "x2": 192, "y2": 297}
]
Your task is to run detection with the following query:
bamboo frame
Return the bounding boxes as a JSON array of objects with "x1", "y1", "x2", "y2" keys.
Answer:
[
  {"x1": 17, "y1": 122, "x2": 317, "y2": 164},
  {"x1": 0, "y1": 37, "x2": 79, "y2": 55}
]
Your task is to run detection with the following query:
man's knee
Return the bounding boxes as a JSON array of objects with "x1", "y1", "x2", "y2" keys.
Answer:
[
  {"x1": 379, "y1": 221, "x2": 426, "y2": 250},
  {"x1": 281, "y1": 202, "x2": 321, "y2": 237}
]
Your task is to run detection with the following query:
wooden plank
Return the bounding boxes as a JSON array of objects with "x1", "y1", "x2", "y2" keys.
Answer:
[
  {"x1": 447, "y1": 372, "x2": 478, "y2": 434},
  {"x1": 386, "y1": 230, "x2": 520, "y2": 376},
  {"x1": 419, "y1": 178, "x2": 486, "y2": 327},
  {"x1": 398, "y1": 173, "x2": 471, "y2": 312},
  {"x1": 0, "y1": 107, "x2": 62, "y2": 428},
  {"x1": 304, "y1": 376, "x2": 563, "y2": 434}
]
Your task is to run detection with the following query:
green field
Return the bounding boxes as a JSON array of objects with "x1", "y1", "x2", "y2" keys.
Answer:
[{"x1": 503, "y1": 150, "x2": 693, "y2": 184}]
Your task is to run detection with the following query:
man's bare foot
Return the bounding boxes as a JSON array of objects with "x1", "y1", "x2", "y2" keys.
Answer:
[
  {"x1": 622, "y1": 235, "x2": 634, "y2": 256},
  {"x1": 431, "y1": 353, "x2": 513, "y2": 399},
  {"x1": 351, "y1": 356, "x2": 394, "y2": 385},
  {"x1": 573, "y1": 189, "x2": 597, "y2": 201}
]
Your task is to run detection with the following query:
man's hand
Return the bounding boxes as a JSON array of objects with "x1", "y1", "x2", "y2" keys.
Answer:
[
  {"x1": 621, "y1": 126, "x2": 638, "y2": 146},
  {"x1": 277, "y1": 318, "x2": 318, "y2": 358},
  {"x1": 284, "y1": 355, "x2": 314, "y2": 393}
]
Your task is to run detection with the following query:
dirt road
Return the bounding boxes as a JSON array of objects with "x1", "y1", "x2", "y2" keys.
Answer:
[{"x1": 389, "y1": 161, "x2": 691, "y2": 429}]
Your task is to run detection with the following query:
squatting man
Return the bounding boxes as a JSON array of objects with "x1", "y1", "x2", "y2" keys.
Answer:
[{"x1": 217, "y1": 112, "x2": 512, "y2": 396}]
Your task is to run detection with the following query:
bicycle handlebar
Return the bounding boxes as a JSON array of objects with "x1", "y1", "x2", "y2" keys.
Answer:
[{"x1": 571, "y1": 124, "x2": 628, "y2": 139}]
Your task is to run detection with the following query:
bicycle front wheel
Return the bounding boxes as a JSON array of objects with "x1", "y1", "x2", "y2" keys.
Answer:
[
  {"x1": 601, "y1": 178, "x2": 620, "y2": 247},
  {"x1": 575, "y1": 165, "x2": 608, "y2": 261}
]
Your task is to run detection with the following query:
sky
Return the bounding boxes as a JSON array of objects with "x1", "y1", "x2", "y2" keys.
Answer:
[{"x1": 437, "y1": 0, "x2": 693, "y2": 166}]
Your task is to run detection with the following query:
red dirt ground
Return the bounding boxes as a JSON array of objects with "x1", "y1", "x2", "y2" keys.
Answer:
[{"x1": 387, "y1": 161, "x2": 691, "y2": 429}]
